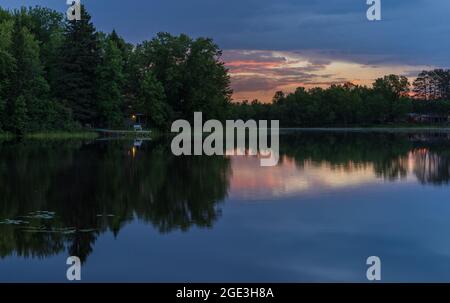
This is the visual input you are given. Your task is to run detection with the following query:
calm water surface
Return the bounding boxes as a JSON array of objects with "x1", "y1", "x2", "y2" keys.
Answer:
[{"x1": 1, "y1": 131, "x2": 450, "y2": 282}]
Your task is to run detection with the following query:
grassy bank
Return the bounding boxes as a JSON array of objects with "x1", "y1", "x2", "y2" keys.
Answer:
[
  {"x1": 1, "y1": 128, "x2": 163, "y2": 140},
  {"x1": 3, "y1": 125, "x2": 450, "y2": 141},
  {"x1": 25, "y1": 131, "x2": 99, "y2": 140}
]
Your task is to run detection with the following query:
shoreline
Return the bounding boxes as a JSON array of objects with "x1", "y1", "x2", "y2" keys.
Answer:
[
  {"x1": 1, "y1": 126, "x2": 450, "y2": 141},
  {"x1": 0, "y1": 131, "x2": 99, "y2": 140},
  {"x1": 280, "y1": 126, "x2": 450, "y2": 132}
]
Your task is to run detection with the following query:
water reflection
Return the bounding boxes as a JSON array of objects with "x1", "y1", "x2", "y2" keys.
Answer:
[
  {"x1": 283, "y1": 131, "x2": 450, "y2": 186},
  {"x1": 1, "y1": 131, "x2": 450, "y2": 262},
  {"x1": 0, "y1": 139, "x2": 231, "y2": 262},
  {"x1": 411, "y1": 148, "x2": 450, "y2": 185},
  {"x1": 230, "y1": 132, "x2": 450, "y2": 200}
]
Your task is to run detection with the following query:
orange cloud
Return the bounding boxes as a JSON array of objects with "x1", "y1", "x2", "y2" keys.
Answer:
[{"x1": 223, "y1": 50, "x2": 432, "y2": 103}]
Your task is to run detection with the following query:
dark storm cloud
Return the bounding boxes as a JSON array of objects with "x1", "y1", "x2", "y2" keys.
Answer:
[{"x1": 1, "y1": 0, "x2": 448, "y2": 65}]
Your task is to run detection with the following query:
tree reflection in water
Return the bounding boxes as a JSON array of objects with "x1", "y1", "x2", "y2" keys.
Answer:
[
  {"x1": 1, "y1": 131, "x2": 450, "y2": 261},
  {"x1": 0, "y1": 138, "x2": 231, "y2": 262},
  {"x1": 280, "y1": 131, "x2": 450, "y2": 184}
]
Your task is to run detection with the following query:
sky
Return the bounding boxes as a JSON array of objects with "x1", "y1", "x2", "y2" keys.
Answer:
[{"x1": 1, "y1": 0, "x2": 449, "y2": 102}]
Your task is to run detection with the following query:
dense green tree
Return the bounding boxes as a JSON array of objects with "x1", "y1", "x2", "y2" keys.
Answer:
[
  {"x1": 6, "y1": 15, "x2": 25, "y2": 117},
  {"x1": 97, "y1": 38, "x2": 124, "y2": 128},
  {"x1": 8, "y1": 15, "x2": 51, "y2": 132},
  {"x1": 228, "y1": 76, "x2": 415, "y2": 127},
  {"x1": 56, "y1": 5, "x2": 100, "y2": 125},
  {"x1": 183, "y1": 37, "x2": 232, "y2": 120},
  {"x1": 373, "y1": 74, "x2": 410, "y2": 99},
  {"x1": 1, "y1": 8, "x2": 75, "y2": 133},
  {"x1": 25, "y1": 7, "x2": 64, "y2": 93},
  {"x1": 135, "y1": 33, "x2": 231, "y2": 121},
  {"x1": 0, "y1": 18, "x2": 14, "y2": 130},
  {"x1": 10, "y1": 95, "x2": 27, "y2": 135},
  {"x1": 136, "y1": 33, "x2": 189, "y2": 118},
  {"x1": 137, "y1": 70, "x2": 168, "y2": 129},
  {"x1": 108, "y1": 30, "x2": 131, "y2": 61},
  {"x1": 372, "y1": 75, "x2": 411, "y2": 122}
]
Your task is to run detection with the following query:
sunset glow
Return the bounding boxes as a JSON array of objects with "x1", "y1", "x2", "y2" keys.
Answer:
[{"x1": 224, "y1": 50, "x2": 433, "y2": 102}]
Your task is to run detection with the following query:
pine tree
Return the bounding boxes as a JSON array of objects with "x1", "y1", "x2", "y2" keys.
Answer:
[
  {"x1": 109, "y1": 30, "x2": 130, "y2": 60},
  {"x1": 56, "y1": 5, "x2": 100, "y2": 126}
]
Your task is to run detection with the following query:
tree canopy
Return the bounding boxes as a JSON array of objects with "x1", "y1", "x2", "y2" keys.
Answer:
[
  {"x1": 1, "y1": 5, "x2": 450, "y2": 135},
  {"x1": 0, "y1": 5, "x2": 231, "y2": 134}
]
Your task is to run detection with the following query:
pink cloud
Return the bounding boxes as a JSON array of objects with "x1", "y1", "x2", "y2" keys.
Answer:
[{"x1": 223, "y1": 49, "x2": 344, "y2": 102}]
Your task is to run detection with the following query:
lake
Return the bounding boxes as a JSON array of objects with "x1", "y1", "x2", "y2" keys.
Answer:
[{"x1": 1, "y1": 130, "x2": 450, "y2": 282}]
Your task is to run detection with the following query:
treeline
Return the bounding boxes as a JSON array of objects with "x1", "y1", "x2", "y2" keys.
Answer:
[
  {"x1": 2, "y1": 6, "x2": 450, "y2": 134},
  {"x1": 229, "y1": 73, "x2": 450, "y2": 127},
  {"x1": 0, "y1": 5, "x2": 231, "y2": 135}
]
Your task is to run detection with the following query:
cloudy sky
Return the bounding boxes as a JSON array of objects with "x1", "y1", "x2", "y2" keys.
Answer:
[{"x1": 1, "y1": 0, "x2": 449, "y2": 101}]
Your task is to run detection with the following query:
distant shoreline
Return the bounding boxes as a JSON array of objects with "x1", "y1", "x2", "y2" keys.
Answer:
[{"x1": 280, "y1": 126, "x2": 450, "y2": 132}]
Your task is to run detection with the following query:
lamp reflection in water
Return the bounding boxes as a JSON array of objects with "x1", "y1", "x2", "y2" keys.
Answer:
[{"x1": 129, "y1": 140, "x2": 143, "y2": 158}]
